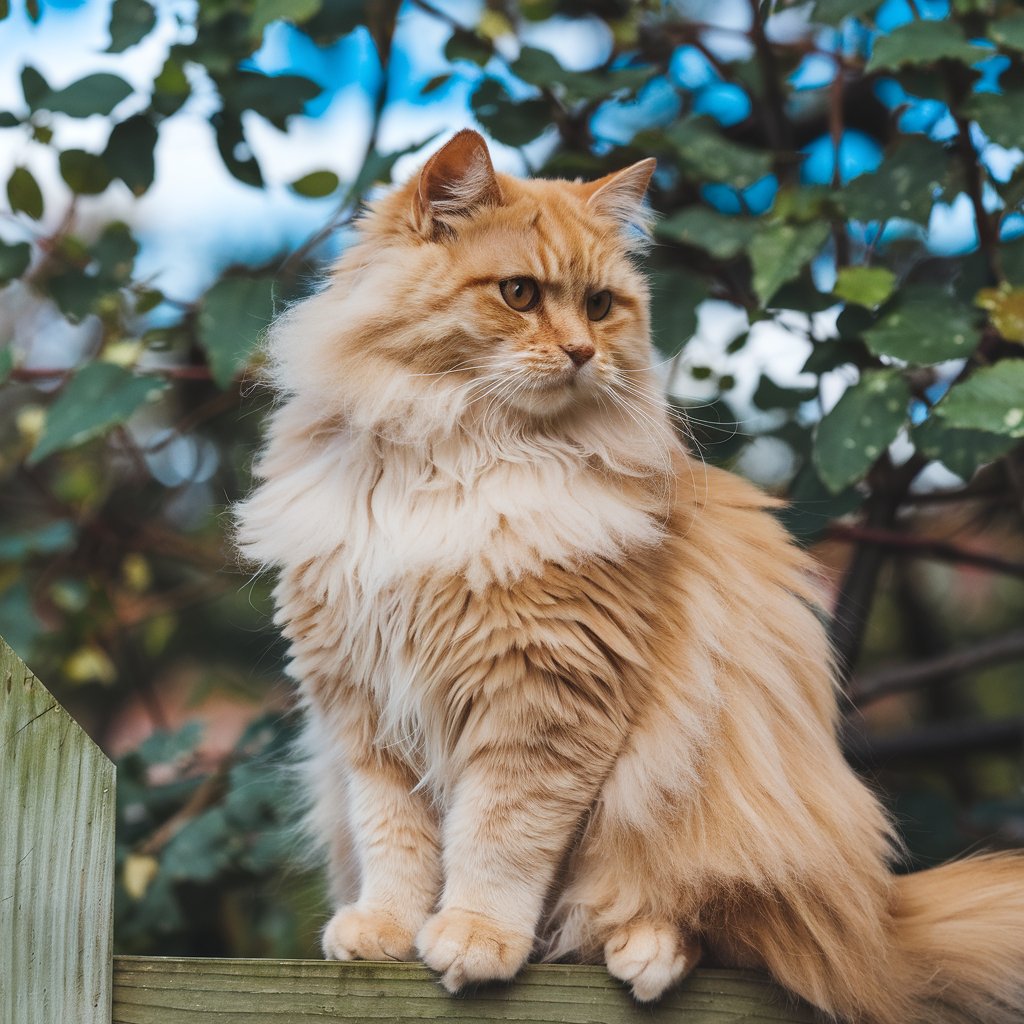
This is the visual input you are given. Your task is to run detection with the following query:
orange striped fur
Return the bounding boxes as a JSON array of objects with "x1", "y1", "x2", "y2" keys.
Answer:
[{"x1": 236, "y1": 130, "x2": 1024, "y2": 1022}]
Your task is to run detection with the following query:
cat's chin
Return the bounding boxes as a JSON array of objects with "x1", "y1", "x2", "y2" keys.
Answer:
[{"x1": 504, "y1": 378, "x2": 586, "y2": 417}]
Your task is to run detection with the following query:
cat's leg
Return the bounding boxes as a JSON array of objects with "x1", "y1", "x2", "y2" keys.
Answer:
[
  {"x1": 416, "y1": 718, "x2": 623, "y2": 991},
  {"x1": 308, "y1": 694, "x2": 441, "y2": 962}
]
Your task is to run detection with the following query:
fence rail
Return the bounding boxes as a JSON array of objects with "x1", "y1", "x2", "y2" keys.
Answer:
[{"x1": 2, "y1": 635, "x2": 812, "y2": 1023}]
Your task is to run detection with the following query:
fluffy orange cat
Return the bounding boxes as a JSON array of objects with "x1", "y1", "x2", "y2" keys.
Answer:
[{"x1": 236, "y1": 129, "x2": 1024, "y2": 1022}]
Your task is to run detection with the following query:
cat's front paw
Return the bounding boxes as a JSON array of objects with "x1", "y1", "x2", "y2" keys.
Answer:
[
  {"x1": 604, "y1": 920, "x2": 701, "y2": 1002},
  {"x1": 322, "y1": 904, "x2": 419, "y2": 961},
  {"x1": 416, "y1": 908, "x2": 532, "y2": 992}
]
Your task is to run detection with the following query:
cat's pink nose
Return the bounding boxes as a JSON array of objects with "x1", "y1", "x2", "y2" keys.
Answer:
[{"x1": 562, "y1": 342, "x2": 595, "y2": 368}]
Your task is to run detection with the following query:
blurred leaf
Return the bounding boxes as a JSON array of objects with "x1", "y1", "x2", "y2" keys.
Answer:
[
  {"x1": 93, "y1": 222, "x2": 138, "y2": 280},
  {"x1": 445, "y1": 27, "x2": 493, "y2": 65},
  {"x1": 220, "y1": 71, "x2": 320, "y2": 130},
  {"x1": 471, "y1": 78, "x2": 549, "y2": 147},
  {"x1": 20, "y1": 66, "x2": 50, "y2": 108},
  {"x1": 812, "y1": 0, "x2": 880, "y2": 24},
  {"x1": 864, "y1": 287, "x2": 978, "y2": 362},
  {"x1": 349, "y1": 135, "x2": 437, "y2": 199},
  {"x1": 59, "y1": 149, "x2": 113, "y2": 194},
  {"x1": 656, "y1": 207, "x2": 758, "y2": 259},
  {"x1": 750, "y1": 221, "x2": 830, "y2": 305},
  {"x1": 841, "y1": 138, "x2": 951, "y2": 225},
  {"x1": 977, "y1": 285, "x2": 1024, "y2": 343},
  {"x1": 649, "y1": 268, "x2": 706, "y2": 356},
  {"x1": 813, "y1": 369, "x2": 909, "y2": 492},
  {"x1": 753, "y1": 375, "x2": 817, "y2": 411},
  {"x1": 123, "y1": 853, "x2": 159, "y2": 900},
  {"x1": 913, "y1": 416, "x2": 1019, "y2": 479},
  {"x1": 989, "y1": 11, "x2": 1024, "y2": 51},
  {"x1": 665, "y1": 118, "x2": 774, "y2": 187},
  {"x1": 963, "y1": 89, "x2": 1024, "y2": 150},
  {"x1": 512, "y1": 45, "x2": 651, "y2": 102},
  {"x1": 0, "y1": 521, "x2": 76, "y2": 560},
  {"x1": 779, "y1": 461, "x2": 862, "y2": 541},
  {"x1": 49, "y1": 270, "x2": 109, "y2": 321},
  {"x1": 0, "y1": 347, "x2": 12, "y2": 384},
  {"x1": 104, "y1": 115, "x2": 158, "y2": 194},
  {"x1": 866, "y1": 20, "x2": 989, "y2": 72},
  {"x1": 834, "y1": 266, "x2": 895, "y2": 308},
  {"x1": 152, "y1": 56, "x2": 190, "y2": 118},
  {"x1": 251, "y1": 0, "x2": 321, "y2": 37},
  {"x1": 934, "y1": 362, "x2": 1024, "y2": 436},
  {"x1": 198, "y1": 276, "x2": 276, "y2": 388},
  {"x1": 0, "y1": 112, "x2": 19, "y2": 127},
  {"x1": 29, "y1": 363, "x2": 168, "y2": 464},
  {"x1": 138, "y1": 721, "x2": 203, "y2": 765},
  {"x1": 288, "y1": 170, "x2": 339, "y2": 197},
  {"x1": 0, "y1": 581, "x2": 42, "y2": 657},
  {"x1": 0, "y1": 240, "x2": 31, "y2": 282},
  {"x1": 162, "y1": 808, "x2": 234, "y2": 882},
  {"x1": 212, "y1": 111, "x2": 262, "y2": 188},
  {"x1": 7, "y1": 166, "x2": 43, "y2": 219},
  {"x1": 107, "y1": 0, "x2": 157, "y2": 52},
  {"x1": 41, "y1": 73, "x2": 133, "y2": 117}
]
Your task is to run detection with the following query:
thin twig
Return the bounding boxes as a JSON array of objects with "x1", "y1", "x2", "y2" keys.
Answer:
[{"x1": 853, "y1": 629, "x2": 1024, "y2": 705}]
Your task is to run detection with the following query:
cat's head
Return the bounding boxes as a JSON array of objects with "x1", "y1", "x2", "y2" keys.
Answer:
[{"x1": 270, "y1": 130, "x2": 664, "y2": 442}]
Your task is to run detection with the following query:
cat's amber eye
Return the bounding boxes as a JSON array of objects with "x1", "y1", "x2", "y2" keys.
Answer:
[
  {"x1": 500, "y1": 277, "x2": 541, "y2": 312},
  {"x1": 586, "y1": 290, "x2": 612, "y2": 322}
]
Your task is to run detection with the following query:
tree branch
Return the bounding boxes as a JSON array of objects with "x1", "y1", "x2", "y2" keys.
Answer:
[
  {"x1": 844, "y1": 717, "x2": 1024, "y2": 767},
  {"x1": 828, "y1": 523, "x2": 1024, "y2": 579},
  {"x1": 852, "y1": 629, "x2": 1024, "y2": 705}
]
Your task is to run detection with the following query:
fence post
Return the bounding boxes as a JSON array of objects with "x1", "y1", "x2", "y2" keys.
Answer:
[{"x1": 1, "y1": 636, "x2": 116, "y2": 1024}]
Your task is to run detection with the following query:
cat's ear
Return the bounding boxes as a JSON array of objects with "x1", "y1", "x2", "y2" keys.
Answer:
[
  {"x1": 413, "y1": 129, "x2": 503, "y2": 234},
  {"x1": 582, "y1": 159, "x2": 656, "y2": 235}
]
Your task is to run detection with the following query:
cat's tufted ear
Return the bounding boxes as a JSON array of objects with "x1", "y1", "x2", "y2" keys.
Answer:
[
  {"x1": 582, "y1": 158, "x2": 657, "y2": 237},
  {"x1": 413, "y1": 129, "x2": 503, "y2": 234}
]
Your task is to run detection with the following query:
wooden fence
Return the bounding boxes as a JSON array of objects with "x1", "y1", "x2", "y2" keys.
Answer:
[{"x1": 1, "y1": 636, "x2": 814, "y2": 1023}]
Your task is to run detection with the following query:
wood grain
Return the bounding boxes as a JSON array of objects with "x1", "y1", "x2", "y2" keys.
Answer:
[
  {"x1": 0, "y1": 637, "x2": 116, "y2": 1024},
  {"x1": 112, "y1": 957, "x2": 816, "y2": 1023}
]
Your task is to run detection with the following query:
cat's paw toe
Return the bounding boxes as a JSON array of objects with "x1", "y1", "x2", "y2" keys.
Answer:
[
  {"x1": 604, "y1": 921, "x2": 700, "y2": 1002},
  {"x1": 322, "y1": 905, "x2": 418, "y2": 962},
  {"x1": 416, "y1": 908, "x2": 532, "y2": 992}
]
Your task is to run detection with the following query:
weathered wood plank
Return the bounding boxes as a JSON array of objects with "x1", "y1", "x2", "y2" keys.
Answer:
[
  {"x1": 0, "y1": 637, "x2": 116, "y2": 1024},
  {"x1": 112, "y1": 957, "x2": 816, "y2": 1023}
]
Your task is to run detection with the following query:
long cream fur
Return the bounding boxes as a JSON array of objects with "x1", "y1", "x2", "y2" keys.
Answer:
[{"x1": 236, "y1": 129, "x2": 1024, "y2": 1021}]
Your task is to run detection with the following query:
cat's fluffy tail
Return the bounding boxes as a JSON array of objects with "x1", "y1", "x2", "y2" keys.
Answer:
[{"x1": 895, "y1": 852, "x2": 1024, "y2": 1024}]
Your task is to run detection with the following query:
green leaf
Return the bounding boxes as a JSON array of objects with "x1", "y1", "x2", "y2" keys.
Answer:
[
  {"x1": 0, "y1": 521, "x2": 76, "y2": 561},
  {"x1": 934, "y1": 362, "x2": 1024, "y2": 437},
  {"x1": 834, "y1": 266, "x2": 895, "y2": 308},
  {"x1": 104, "y1": 115, "x2": 158, "y2": 195},
  {"x1": 989, "y1": 12, "x2": 1024, "y2": 52},
  {"x1": 444, "y1": 28, "x2": 493, "y2": 66},
  {"x1": 802, "y1": 339, "x2": 865, "y2": 375},
  {"x1": 913, "y1": 416, "x2": 1019, "y2": 479},
  {"x1": 41, "y1": 73, "x2": 133, "y2": 117},
  {"x1": 863, "y1": 287, "x2": 978, "y2": 363},
  {"x1": 749, "y1": 221, "x2": 830, "y2": 306},
  {"x1": 976, "y1": 285, "x2": 1024, "y2": 343},
  {"x1": 753, "y1": 375, "x2": 817, "y2": 411},
  {"x1": 220, "y1": 71, "x2": 320, "y2": 130},
  {"x1": 0, "y1": 240, "x2": 30, "y2": 282},
  {"x1": 20, "y1": 66, "x2": 50, "y2": 109},
  {"x1": 511, "y1": 46, "x2": 651, "y2": 103},
  {"x1": 649, "y1": 268, "x2": 707, "y2": 356},
  {"x1": 7, "y1": 166, "x2": 43, "y2": 220},
  {"x1": 152, "y1": 56, "x2": 190, "y2": 118},
  {"x1": 664, "y1": 118, "x2": 774, "y2": 188},
  {"x1": 93, "y1": 222, "x2": 138, "y2": 281},
  {"x1": 49, "y1": 270, "x2": 109, "y2": 321},
  {"x1": 107, "y1": 0, "x2": 157, "y2": 52},
  {"x1": 211, "y1": 111, "x2": 263, "y2": 188},
  {"x1": 812, "y1": 0, "x2": 880, "y2": 24},
  {"x1": 656, "y1": 207, "x2": 758, "y2": 259},
  {"x1": 778, "y1": 462, "x2": 863, "y2": 541},
  {"x1": 471, "y1": 78, "x2": 549, "y2": 147},
  {"x1": 348, "y1": 135, "x2": 438, "y2": 200},
  {"x1": 288, "y1": 170, "x2": 339, "y2": 197},
  {"x1": 841, "y1": 137, "x2": 952, "y2": 224},
  {"x1": 962, "y1": 89, "x2": 1024, "y2": 151},
  {"x1": 197, "y1": 277, "x2": 276, "y2": 388},
  {"x1": 813, "y1": 369, "x2": 909, "y2": 492},
  {"x1": 29, "y1": 363, "x2": 168, "y2": 464},
  {"x1": 251, "y1": 0, "x2": 321, "y2": 38},
  {"x1": 59, "y1": 149, "x2": 112, "y2": 195},
  {"x1": 866, "y1": 20, "x2": 990, "y2": 72},
  {"x1": 138, "y1": 722, "x2": 203, "y2": 766}
]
